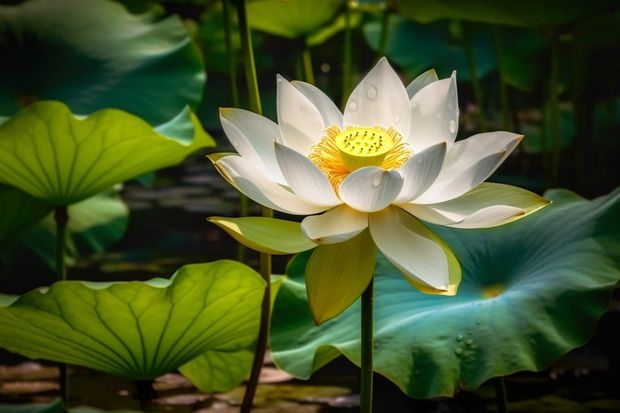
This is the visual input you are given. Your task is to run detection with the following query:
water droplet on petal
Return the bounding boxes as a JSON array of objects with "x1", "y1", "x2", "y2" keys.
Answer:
[
  {"x1": 366, "y1": 85, "x2": 378, "y2": 100},
  {"x1": 449, "y1": 120, "x2": 457, "y2": 134},
  {"x1": 393, "y1": 115, "x2": 400, "y2": 124},
  {"x1": 348, "y1": 100, "x2": 358, "y2": 112},
  {"x1": 372, "y1": 173, "x2": 383, "y2": 187}
]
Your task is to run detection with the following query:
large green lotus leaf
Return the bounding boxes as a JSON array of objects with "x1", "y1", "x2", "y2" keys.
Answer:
[
  {"x1": 0, "y1": 184, "x2": 52, "y2": 249},
  {"x1": 270, "y1": 187, "x2": 620, "y2": 398},
  {"x1": 247, "y1": 0, "x2": 345, "y2": 39},
  {"x1": 0, "y1": 260, "x2": 266, "y2": 382},
  {"x1": 395, "y1": 0, "x2": 619, "y2": 28},
  {"x1": 0, "y1": 101, "x2": 214, "y2": 206},
  {"x1": 180, "y1": 275, "x2": 284, "y2": 392},
  {"x1": 363, "y1": 15, "x2": 495, "y2": 80},
  {"x1": 0, "y1": 0, "x2": 204, "y2": 125}
]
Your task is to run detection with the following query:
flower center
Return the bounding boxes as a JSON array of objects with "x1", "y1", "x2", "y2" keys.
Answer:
[{"x1": 308, "y1": 125, "x2": 412, "y2": 191}]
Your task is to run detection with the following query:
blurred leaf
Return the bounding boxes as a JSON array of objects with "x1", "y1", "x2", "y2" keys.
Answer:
[
  {"x1": 0, "y1": 101, "x2": 214, "y2": 206},
  {"x1": 0, "y1": 0, "x2": 204, "y2": 125},
  {"x1": 0, "y1": 260, "x2": 265, "y2": 381},
  {"x1": 247, "y1": 0, "x2": 345, "y2": 39},
  {"x1": 0, "y1": 185, "x2": 52, "y2": 249},
  {"x1": 0, "y1": 399, "x2": 67, "y2": 413},
  {"x1": 395, "y1": 0, "x2": 619, "y2": 28},
  {"x1": 271, "y1": 187, "x2": 620, "y2": 397},
  {"x1": 363, "y1": 15, "x2": 495, "y2": 79},
  {"x1": 0, "y1": 189, "x2": 129, "y2": 289}
]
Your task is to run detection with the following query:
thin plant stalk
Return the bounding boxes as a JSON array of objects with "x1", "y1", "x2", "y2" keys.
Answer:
[
  {"x1": 342, "y1": 3, "x2": 354, "y2": 108},
  {"x1": 54, "y1": 206, "x2": 69, "y2": 402},
  {"x1": 376, "y1": 7, "x2": 390, "y2": 61},
  {"x1": 222, "y1": 0, "x2": 248, "y2": 261},
  {"x1": 462, "y1": 23, "x2": 488, "y2": 131},
  {"x1": 493, "y1": 26, "x2": 513, "y2": 131},
  {"x1": 548, "y1": 31, "x2": 561, "y2": 186},
  {"x1": 494, "y1": 376, "x2": 509, "y2": 413},
  {"x1": 301, "y1": 45, "x2": 315, "y2": 85},
  {"x1": 235, "y1": 0, "x2": 272, "y2": 412},
  {"x1": 360, "y1": 278, "x2": 374, "y2": 413}
]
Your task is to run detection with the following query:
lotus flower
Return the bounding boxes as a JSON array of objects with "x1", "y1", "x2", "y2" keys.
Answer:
[{"x1": 210, "y1": 57, "x2": 548, "y2": 323}]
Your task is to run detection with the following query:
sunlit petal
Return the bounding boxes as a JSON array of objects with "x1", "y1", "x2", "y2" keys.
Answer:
[
  {"x1": 209, "y1": 216, "x2": 316, "y2": 254},
  {"x1": 405, "y1": 68, "x2": 438, "y2": 99},
  {"x1": 369, "y1": 206, "x2": 460, "y2": 294},
  {"x1": 291, "y1": 80, "x2": 343, "y2": 129},
  {"x1": 213, "y1": 155, "x2": 328, "y2": 215},
  {"x1": 343, "y1": 57, "x2": 411, "y2": 137},
  {"x1": 301, "y1": 205, "x2": 368, "y2": 244},
  {"x1": 220, "y1": 108, "x2": 286, "y2": 184},
  {"x1": 414, "y1": 152, "x2": 506, "y2": 204},
  {"x1": 274, "y1": 142, "x2": 341, "y2": 207},
  {"x1": 306, "y1": 230, "x2": 376, "y2": 324},
  {"x1": 409, "y1": 72, "x2": 458, "y2": 151},
  {"x1": 339, "y1": 167, "x2": 403, "y2": 212},
  {"x1": 396, "y1": 142, "x2": 446, "y2": 202},
  {"x1": 277, "y1": 75, "x2": 326, "y2": 156},
  {"x1": 402, "y1": 183, "x2": 550, "y2": 228}
]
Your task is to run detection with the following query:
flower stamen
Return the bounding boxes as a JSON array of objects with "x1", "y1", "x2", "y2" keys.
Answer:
[{"x1": 309, "y1": 125, "x2": 412, "y2": 192}]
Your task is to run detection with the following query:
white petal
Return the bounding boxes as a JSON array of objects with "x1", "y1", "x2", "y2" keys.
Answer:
[
  {"x1": 214, "y1": 155, "x2": 328, "y2": 215},
  {"x1": 369, "y1": 207, "x2": 449, "y2": 290},
  {"x1": 409, "y1": 72, "x2": 458, "y2": 151},
  {"x1": 220, "y1": 108, "x2": 286, "y2": 184},
  {"x1": 274, "y1": 142, "x2": 341, "y2": 207},
  {"x1": 343, "y1": 57, "x2": 411, "y2": 137},
  {"x1": 291, "y1": 80, "x2": 343, "y2": 128},
  {"x1": 443, "y1": 131, "x2": 522, "y2": 168},
  {"x1": 339, "y1": 167, "x2": 403, "y2": 212},
  {"x1": 301, "y1": 205, "x2": 368, "y2": 244},
  {"x1": 401, "y1": 182, "x2": 549, "y2": 228},
  {"x1": 277, "y1": 75, "x2": 326, "y2": 156},
  {"x1": 413, "y1": 152, "x2": 506, "y2": 204},
  {"x1": 414, "y1": 131, "x2": 523, "y2": 204},
  {"x1": 395, "y1": 142, "x2": 446, "y2": 202},
  {"x1": 406, "y1": 68, "x2": 439, "y2": 99}
]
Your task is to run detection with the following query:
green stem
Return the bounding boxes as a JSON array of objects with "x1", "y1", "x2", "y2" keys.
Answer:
[
  {"x1": 342, "y1": 3, "x2": 354, "y2": 108},
  {"x1": 236, "y1": 0, "x2": 262, "y2": 115},
  {"x1": 494, "y1": 376, "x2": 509, "y2": 413},
  {"x1": 493, "y1": 26, "x2": 513, "y2": 131},
  {"x1": 301, "y1": 44, "x2": 315, "y2": 85},
  {"x1": 134, "y1": 380, "x2": 156, "y2": 412},
  {"x1": 223, "y1": 0, "x2": 248, "y2": 261},
  {"x1": 463, "y1": 22, "x2": 488, "y2": 131},
  {"x1": 360, "y1": 278, "x2": 374, "y2": 413},
  {"x1": 376, "y1": 7, "x2": 390, "y2": 60},
  {"x1": 235, "y1": 1, "x2": 272, "y2": 411},
  {"x1": 549, "y1": 32, "x2": 561, "y2": 186},
  {"x1": 54, "y1": 206, "x2": 69, "y2": 402}
]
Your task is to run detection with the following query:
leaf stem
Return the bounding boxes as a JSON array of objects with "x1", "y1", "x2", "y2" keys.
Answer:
[
  {"x1": 342, "y1": 3, "x2": 354, "y2": 108},
  {"x1": 493, "y1": 26, "x2": 513, "y2": 131},
  {"x1": 223, "y1": 0, "x2": 248, "y2": 261},
  {"x1": 463, "y1": 22, "x2": 488, "y2": 131},
  {"x1": 54, "y1": 206, "x2": 69, "y2": 402},
  {"x1": 235, "y1": 0, "x2": 272, "y2": 411},
  {"x1": 360, "y1": 278, "x2": 374, "y2": 413},
  {"x1": 494, "y1": 376, "x2": 509, "y2": 413},
  {"x1": 549, "y1": 31, "x2": 561, "y2": 186},
  {"x1": 301, "y1": 44, "x2": 315, "y2": 85}
]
